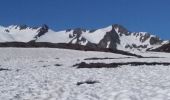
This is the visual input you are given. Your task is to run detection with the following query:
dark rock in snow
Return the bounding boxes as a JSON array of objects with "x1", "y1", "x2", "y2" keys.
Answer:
[
  {"x1": 0, "y1": 68, "x2": 10, "y2": 71},
  {"x1": 151, "y1": 43, "x2": 170, "y2": 53},
  {"x1": 77, "y1": 80, "x2": 100, "y2": 86},
  {"x1": 74, "y1": 62, "x2": 170, "y2": 68},
  {"x1": 35, "y1": 24, "x2": 49, "y2": 38}
]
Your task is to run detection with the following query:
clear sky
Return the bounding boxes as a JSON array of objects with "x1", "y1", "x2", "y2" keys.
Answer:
[{"x1": 0, "y1": 0, "x2": 170, "y2": 39}]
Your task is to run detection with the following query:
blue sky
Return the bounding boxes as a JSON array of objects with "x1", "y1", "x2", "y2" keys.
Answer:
[{"x1": 0, "y1": 0, "x2": 170, "y2": 39}]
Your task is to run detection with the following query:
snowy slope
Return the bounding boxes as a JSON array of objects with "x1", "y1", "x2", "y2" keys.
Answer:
[
  {"x1": 0, "y1": 25, "x2": 40, "y2": 42},
  {"x1": 1, "y1": 48, "x2": 170, "y2": 100},
  {"x1": 0, "y1": 26, "x2": 14, "y2": 42},
  {"x1": 81, "y1": 26, "x2": 112, "y2": 44},
  {"x1": 7, "y1": 25, "x2": 40, "y2": 42},
  {"x1": 36, "y1": 30, "x2": 73, "y2": 43},
  {"x1": 37, "y1": 25, "x2": 113, "y2": 45}
]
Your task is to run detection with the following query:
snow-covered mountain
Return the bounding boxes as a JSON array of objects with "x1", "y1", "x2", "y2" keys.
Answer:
[
  {"x1": 0, "y1": 24, "x2": 165, "y2": 51},
  {"x1": 0, "y1": 24, "x2": 49, "y2": 42}
]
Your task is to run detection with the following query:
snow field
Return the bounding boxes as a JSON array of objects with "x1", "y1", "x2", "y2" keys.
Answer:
[{"x1": 0, "y1": 48, "x2": 170, "y2": 100}]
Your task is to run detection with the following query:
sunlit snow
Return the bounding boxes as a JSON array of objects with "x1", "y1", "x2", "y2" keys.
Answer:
[{"x1": 0, "y1": 48, "x2": 170, "y2": 100}]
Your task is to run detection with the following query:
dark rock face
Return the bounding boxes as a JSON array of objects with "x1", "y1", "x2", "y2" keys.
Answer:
[
  {"x1": 69, "y1": 28, "x2": 88, "y2": 45},
  {"x1": 5, "y1": 29, "x2": 9, "y2": 32},
  {"x1": 72, "y1": 28, "x2": 83, "y2": 40},
  {"x1": 139, "y1": 33, "x2": 150, "y2": 43},
  {"x1": 73, "y1": 28, "x2": 83, "y2": 37},
  {"x1": 35, "y1": 24, "x2": 49, "y2": 38},
  {"x1": 113, "y1": 24, "x2": 129, "y2": 36},
  {"x1": 151, "y1": 43, "x2": 170, "y2": 52},
  {"x1": 98, "y1": 25, "x2": 120, "y2": 49},
  {"x1": 67, "y1": 28, "x2": 99, "y2": 48},
  {"x1": 150, "y1": 36, "x2": 162, "y2": 45},
  {"x1": 86, "y1": 42, "x2": 98, "y2": 49}
]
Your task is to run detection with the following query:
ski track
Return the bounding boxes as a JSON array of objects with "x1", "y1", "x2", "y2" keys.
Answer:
[{"x1": 0, "y1": 48, "x2": 170, "y2": 100}]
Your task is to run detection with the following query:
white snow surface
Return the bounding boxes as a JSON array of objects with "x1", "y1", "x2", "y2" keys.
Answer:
[
  {"x1": 36, "y1": 30, "x2": 73, "y2": 43},
  {"x1": 82, "y1": 26, "x2": 112, "y2": 44},
  {"x1": 1, "y1": 48, "x2": 170, "y2": 100},
  {"x1": 37, "y1": 26, "x2": 113, "y2": 44},
  {"x1": 0, "y1": 26, "x2": 14, "y2": 42},
  {"x1": 0, "y1": 25, "x2": 39, "y2": 42}
]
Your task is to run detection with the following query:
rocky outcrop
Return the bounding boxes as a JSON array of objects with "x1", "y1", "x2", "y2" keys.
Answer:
[
  {"x1": 151, "y1": 42, "x2": 170, "y2": 53},
  {"x1": 150, "y1": 36, "x2": 162, "y2": 45},
  {"x1": 69, "y1": 28, "x2": 88, "y2": 45},
  {"x1": 98, "y1": 25, "x2": 120, "y2": 49},
  {"x1": 35, "y1": 24, "x2": 49, "y2": 38},
  {"x1": 113, "y1": 24, "x2": 129, "y2": 36}
]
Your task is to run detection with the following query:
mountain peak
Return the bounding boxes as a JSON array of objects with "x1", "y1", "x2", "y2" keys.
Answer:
[
  {"x1": 35, "y1": 24, "x2": 49, "y2": 38},
  {"x1": 112, "y1": 24, "x2": 129, "y2": 35},
  {"x1": 41, "y1": 24, "x2": 49, "y2": 30}
]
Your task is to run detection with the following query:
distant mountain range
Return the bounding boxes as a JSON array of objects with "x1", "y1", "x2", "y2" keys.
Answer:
[{"x1": 0, "y1": 24, "x2": 169, "y2": 52}]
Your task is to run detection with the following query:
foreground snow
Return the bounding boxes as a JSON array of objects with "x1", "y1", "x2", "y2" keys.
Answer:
[{"x1": 0, "y1": 48, "x2": 170, "y2": 100}]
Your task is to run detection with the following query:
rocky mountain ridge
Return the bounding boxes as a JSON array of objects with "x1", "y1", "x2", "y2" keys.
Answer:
[{"x1": 0, "y1": 24, "x2": 168, "y2": 52}]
